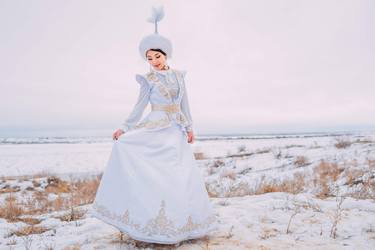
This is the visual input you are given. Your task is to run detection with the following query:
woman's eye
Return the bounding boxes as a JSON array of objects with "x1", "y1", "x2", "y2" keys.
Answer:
[{"x1": 156, "y1": 56, "x2": 160, "y2": 58}]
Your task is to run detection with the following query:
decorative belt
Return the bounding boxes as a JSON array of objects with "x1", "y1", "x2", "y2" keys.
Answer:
[{"x1": 151, "y1": 103, "x2": 181, "y2": 113}]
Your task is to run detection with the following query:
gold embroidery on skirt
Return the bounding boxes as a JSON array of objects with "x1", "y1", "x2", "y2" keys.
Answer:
[{"x1": 92, "y1": 199, "x2": 216, "y2": 237}]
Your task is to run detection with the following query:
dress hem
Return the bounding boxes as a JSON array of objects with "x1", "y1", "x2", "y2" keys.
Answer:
[{"x1": 89, "y1": 207, "x2": 219, "y2": 245}]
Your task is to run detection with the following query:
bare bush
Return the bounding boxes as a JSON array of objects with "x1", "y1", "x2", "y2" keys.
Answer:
[
  {"x1": 237, "y1": 144, "x2": 247, "y2": 153},
  {"x1": 294, "y1": 156, "x2": 310, "y2": 168},
  {"x1": 253, "y1": 172, "x2": 306, "y2": 195},
  {"x1": 194, "y1": 151, "x2": 206, "y2": 160},
  {"x1": 328, "y1": 189, "x2": 346, "y2": 239},
  {"x1": 220, "y1": 170, "x2": 237, "y2": 180},
  {"x1": 334, "y1": 138, "x2": 352, "y2": 149},
  {"x1": 313, "y1": 160, "x2": 344, "y2": 198},
  {"x1": 0, "y1": 193, "x2": 24, "y2": 222}
]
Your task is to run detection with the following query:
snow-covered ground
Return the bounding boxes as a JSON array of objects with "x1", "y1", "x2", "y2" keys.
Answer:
[{"x1": 0, "y1": 130, "x2": 374, "y2": 249}]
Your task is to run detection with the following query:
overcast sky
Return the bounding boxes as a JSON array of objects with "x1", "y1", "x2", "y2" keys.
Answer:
[{"x1": 1, "y1": 0, "x2": 374, "y2": 136}]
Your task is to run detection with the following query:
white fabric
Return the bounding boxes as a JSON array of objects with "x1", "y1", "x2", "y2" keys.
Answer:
[
  {"x1": 89, "y1": 69, "x2": 218, "y2": 244},
  {"x1": 120, "y1": 68, "x2": 193, "y2": 133}
]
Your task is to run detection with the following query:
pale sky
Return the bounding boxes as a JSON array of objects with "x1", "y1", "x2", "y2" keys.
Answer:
[{"x1": 1, "y1": 0, "x2": 374, "y2": 136}]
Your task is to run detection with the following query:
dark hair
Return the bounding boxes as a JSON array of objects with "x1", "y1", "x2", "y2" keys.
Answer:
[{"x1": 146, "y1": 48, "x2": 167, "y2": 57}]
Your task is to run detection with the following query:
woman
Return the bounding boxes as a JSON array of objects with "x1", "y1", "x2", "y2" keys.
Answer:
[{"x1": 89, "y1": 6, "x2": 218, "y2": 245}]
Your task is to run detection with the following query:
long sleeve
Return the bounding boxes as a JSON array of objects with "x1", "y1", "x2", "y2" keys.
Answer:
[
  {"x1": 180, "y1": 70, "x2": 194, "y2": 132},
  {"x1": 120, "y1": 74, "x2": 151, "y2": 132}
]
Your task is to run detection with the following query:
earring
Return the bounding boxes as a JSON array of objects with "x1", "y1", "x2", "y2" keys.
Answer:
[{"x1": 163, "y1": 64, "x2": 169, "y2": 70}]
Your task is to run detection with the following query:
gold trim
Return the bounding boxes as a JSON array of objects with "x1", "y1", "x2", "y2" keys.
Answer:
[
  {"x1": 133, "y1": 117, "x2": 171, "y2": 130},
  {"x1": 147, "y1": 72, "x2": 172, "y2": 100},
  {"x1": 151, "y1": 104, "x2": 181, "y2": 113},
  {"x1": 92, "y1": 199, "x2": 216, "y2": 237}
]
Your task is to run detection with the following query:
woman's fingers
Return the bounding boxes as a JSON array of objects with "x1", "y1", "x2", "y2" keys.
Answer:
[
  {"x1": 187, "y1": 132, "x2": 194, "y2": 143},
  {"x1": 112, "y1": 130, "x2": 120, "y2": 140}
]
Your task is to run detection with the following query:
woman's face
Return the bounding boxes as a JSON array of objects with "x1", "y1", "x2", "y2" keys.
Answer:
[{"x1": 146, "y1": 50, "x2": 167, "y2": 70}]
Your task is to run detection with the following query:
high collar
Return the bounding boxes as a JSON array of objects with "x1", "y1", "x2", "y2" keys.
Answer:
[{"x1": 150, "y1": 66, "x2": 172, "y2": 75}]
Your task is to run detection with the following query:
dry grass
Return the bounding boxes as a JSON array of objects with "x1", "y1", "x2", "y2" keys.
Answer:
[
  {"x1": 344, "y1": 168, "x2": 365, "y2": 186},
  {"x1": 63, "y1": 244, "x2": 81, "y2": 250},
  {"x1": 334, "y1": 138, "x2": 352, "y2": 149},
  {"x1": 328, "y1": 193, "x2": 346, "y2": 239},
  {"x1": 17, "y1": 217, "x2": 42, "y2": 225},
  {"x1": 0, "y1": 170, "x2": 52, "y2": 182},
  {"x1": 341, "y1": 159, "x2": 375, "y2": 199},
  {"x1": 45, "y1": 176, "x2": 71, "y2": 193},
  {"x1": 294, "y1": 155, "x2": 310, "y2": 168},
  {"x1": 353, "y1": 138, "x2": 375, "y2": 144},
  {"x1": 0, "y1": 185, "x2": 21, "y2": 194},
  {"x1": 285, "y1": 144, "x2": 304, "y2": 149},
  {"x1": 220, "y1": 170, "x2": 237, "y2": 180},
  {"x1": 207, "y1": 159, "x2": 226, "y2": 175},
  {"x1": 55, "y1": 207, "x2": 86, "y2": 222},
  {"x1": 218, "y1": 172, "x2": 307, "y2": 198},
  {"x1": 225, "y1": 181, "x2": 252, "y2": 197},
  {"x1": 0, "y1": 174, "x2": 101, "y2": 223},
  {"x1": 194, "y1": 151, "x2": 206, "y2": 160},
  {"x1": 255, "y1": 148, "x2": 272, "y2": 154},
  {"x1": 368, "y1": 159, "x2": 375, "y2": 171},
  {"x1": 253, "y1": 172, "x2": 306, "y2": 195},
  {"x1": 8, "y1": 225, "x2": 50, "y2": 237},
  {"x1": 0, "y1": 193, "x2": 24, "y2": 222},
  {"x1": 206, "y1": 183, "x2": 218, "y2": 198},
  {"x1": 259, "y1": 227, "x2": 279, "y2": 239},
  {"x1": 313, "y1": 160, "x2": 344, "y2": 199}
]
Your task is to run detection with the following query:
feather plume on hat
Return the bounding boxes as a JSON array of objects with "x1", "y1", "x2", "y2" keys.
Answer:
[
  {"x1": 147, "y1": 6, "x2": 164, "y2": 34},
  {"x1": 138, "y1": 5, "x2": 173, "y2": 61}
]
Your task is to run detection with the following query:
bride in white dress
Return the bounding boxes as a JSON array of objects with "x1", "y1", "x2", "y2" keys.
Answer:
[{"x1": 89, "y1": 6, "x2": 218, "y2": 245}]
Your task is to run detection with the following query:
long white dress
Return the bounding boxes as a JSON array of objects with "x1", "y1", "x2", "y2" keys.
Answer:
[{"x1": 89, "y1": 67, "x2": 218, "y2": 244}]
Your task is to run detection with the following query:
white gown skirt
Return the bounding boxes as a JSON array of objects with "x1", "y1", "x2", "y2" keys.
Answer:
[{"x1": 89, "y1": 121, "x2": 218, "y2": 244}]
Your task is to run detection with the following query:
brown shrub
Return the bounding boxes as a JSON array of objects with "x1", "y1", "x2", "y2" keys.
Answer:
[
  {"x1": 334, "y1": 138, "x2": 352, "y2": 149},
  {"x1": 0, "y1": 193, "x2": 24, "y2": 222},
  {"x1": 9, "y1": 225, "x2": 50, "y2": 237},
  {"x1": 45, "y1": 176, "x2": 71, "y2": 193},
  {"x1": 294, "y1": 156, "x2": 309, "y2": 167},
  {"x1": 253, "y1": 172, "x2": 306, "y2": 195},
  {"x1": 220, "y1": 170, "x2": 237, "y2": 180},
  {"x1": 0, "y1": 186, "x2": 21, "y2": 194},
  {"x1": 55, "y1": 207, "x2": 86, "y2": 222},
  {"x1": 344, "y1": 168, "x2": 365, "y2": 186},
  {"x1": 313, "y1": 160, "x2": 344, "y2": 198},
  {"x1": 368, "y1": 159, "x2": 375, "y2": 171},
  {"x1": 194, "y1": 152, "x2": 206, "y2": 160}
]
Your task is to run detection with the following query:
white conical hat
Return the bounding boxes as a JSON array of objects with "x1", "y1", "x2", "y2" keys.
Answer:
[{"x1": 138, "y1": 6, "x2": 173, "y2": 61}]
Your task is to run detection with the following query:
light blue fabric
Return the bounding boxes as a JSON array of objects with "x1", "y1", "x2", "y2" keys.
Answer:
[
  {"x1": 92, "y1": 67, "x2": 219, "y2": 244},
  {"x1": 120, "y1": 68, "x2": 193, "y2": 134}
]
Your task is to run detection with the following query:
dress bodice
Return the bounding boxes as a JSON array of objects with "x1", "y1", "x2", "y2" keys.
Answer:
[
  {"x1": 120, "y1": 67, "x2": 194, "y2": 135},
  {"x1": 149, "y1": 67, "x2": 180, "y2": 101}
]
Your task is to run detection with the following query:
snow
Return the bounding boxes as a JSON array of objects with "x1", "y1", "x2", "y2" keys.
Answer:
[{"x1": 0, "y1": 130, "x2": 374, "y2": 249}]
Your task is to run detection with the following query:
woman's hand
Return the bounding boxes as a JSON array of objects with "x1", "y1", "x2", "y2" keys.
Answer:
[
  {"x1": 187, "y1": 130, "x2": 195, "y2": 144},
  {"x1": 112, "y1": 129, "x2": 124, "y2": 140}
]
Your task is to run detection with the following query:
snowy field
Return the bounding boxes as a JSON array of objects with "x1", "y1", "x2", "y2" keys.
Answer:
[{"x1": 0, "y1": 130, "x2": 375, "y2": 249}]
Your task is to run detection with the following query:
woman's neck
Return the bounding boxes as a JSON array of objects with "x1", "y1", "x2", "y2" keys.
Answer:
[{"x1": 151, "y1": 65, "x2": 171, "y2": 73}]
